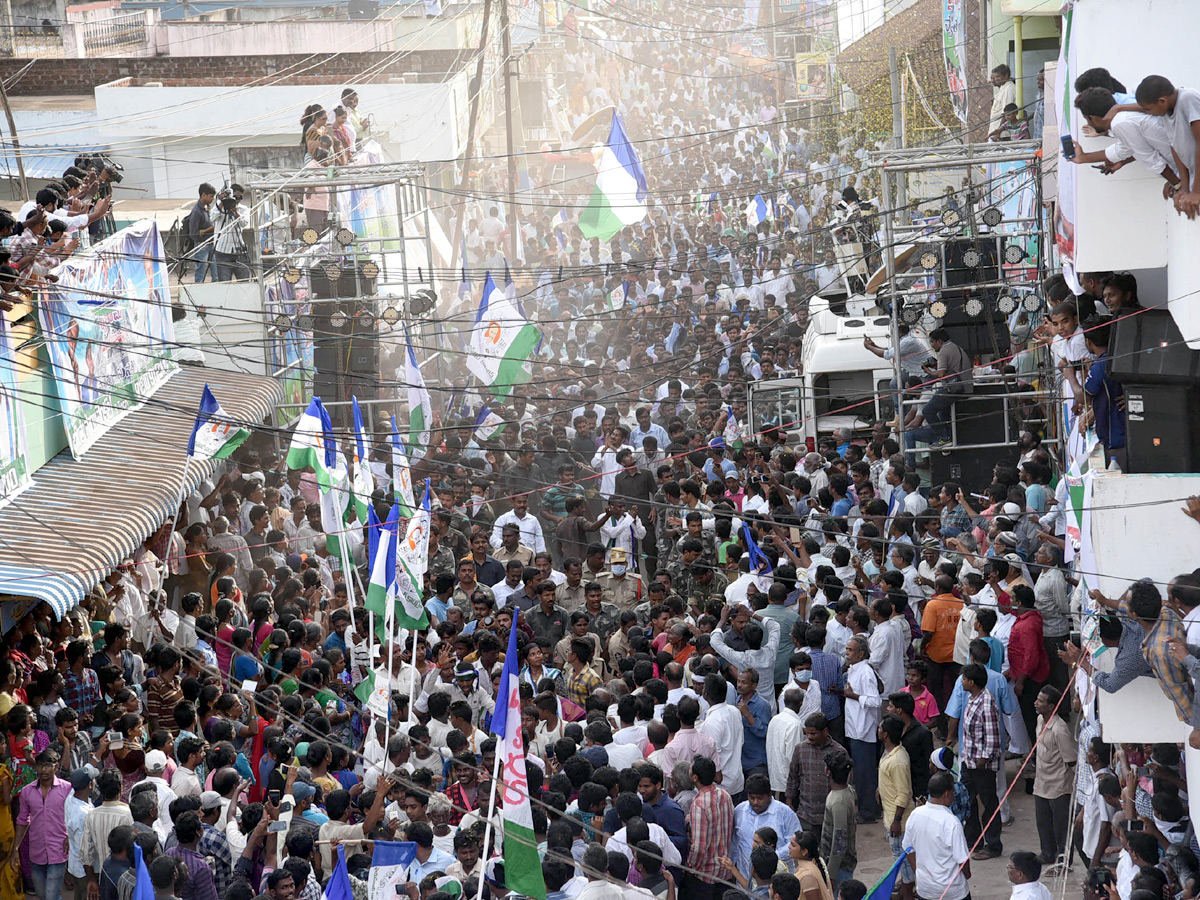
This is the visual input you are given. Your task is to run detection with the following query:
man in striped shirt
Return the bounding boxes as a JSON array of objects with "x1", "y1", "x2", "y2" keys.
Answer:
[
  {"x1": 960, "y1": 662, "x2": 1003, "y2": 860},
  {"x1": 683, "y1": 755, "x2": 734, "y2": 900}
]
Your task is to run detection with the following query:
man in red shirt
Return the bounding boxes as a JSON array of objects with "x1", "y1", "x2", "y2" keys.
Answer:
[{"x1": 1007, "y1": 584, "x2": 1049, "y2": 769}]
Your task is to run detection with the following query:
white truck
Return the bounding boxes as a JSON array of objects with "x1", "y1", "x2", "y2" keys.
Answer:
[{"x1": 748, "y1": 295, "x2": 904, "y2": 452}]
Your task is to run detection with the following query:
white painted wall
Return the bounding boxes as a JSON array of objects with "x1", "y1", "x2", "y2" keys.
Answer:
[
  {"x1": 1165, "y1": 210, "x2": 1200, "y2": 349},
  {"x1": 1090, "y1": 471, "x2": 1200, "y2": 741},
  {"x1": 1070, "y1": 0, "x2": 1200, "y2": 321},
  {"x1": 835, "y1": 0, "x2": 921, "y2": 51},
  {"x1": 155, "y1": 19, "x2": 398, "y2": 56}
]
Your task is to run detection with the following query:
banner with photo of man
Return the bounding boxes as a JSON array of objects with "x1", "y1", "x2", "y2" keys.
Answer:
[
  {"x1": 0, "y1": 316, "x2": 31, "y2": 507},
  {"x1": 40, "y1": 220, "x2": 177, "y2": 459},
  {"x1": 794, "y1": 53, "x2": 830, "y2": 101},
  {"x1": 943, "y1": 0, "x2": 969, "y2": 123},
  {"x1": 336, "y1": 141, "x2": 402, "y2": 251}
]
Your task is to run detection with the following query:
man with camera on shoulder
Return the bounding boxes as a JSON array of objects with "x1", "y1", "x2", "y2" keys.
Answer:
[{"x1": 213, "y1": 184, "x2": 251, "y2": 282}]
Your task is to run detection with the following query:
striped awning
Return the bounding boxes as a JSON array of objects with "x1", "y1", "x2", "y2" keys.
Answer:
[{"x1": 0, "y1": 366, "x2": 282, "y2": 626}]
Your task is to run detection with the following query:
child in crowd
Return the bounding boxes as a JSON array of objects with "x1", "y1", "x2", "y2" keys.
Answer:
[{"x1": 901, "y1": 661, "x2": 940, "y2": 725}]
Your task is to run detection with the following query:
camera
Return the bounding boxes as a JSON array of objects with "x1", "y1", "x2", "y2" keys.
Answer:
[
  {"x1": 1087, "y1": 867, "x2": 1113, "y2": 890},
  {"x1": 216, "y1": 189, "x2": 240, "y2": 214},
  {"x1": 76, "y1": 153, "x2": 124, "y2": 184}
]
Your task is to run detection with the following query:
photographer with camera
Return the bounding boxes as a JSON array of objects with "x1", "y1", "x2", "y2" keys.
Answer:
[
  {"x1": 184, "y1": 183, "x2": 217, "y2": 283},
  {"x1": 213, "y1": 184, "x2": 251, "y2": 282},
  {"x1": 73, "y1": 153, "x2": 122, "y2": 241}
]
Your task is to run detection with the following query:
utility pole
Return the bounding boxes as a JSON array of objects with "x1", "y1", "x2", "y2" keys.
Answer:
[
  {"x1": 888, "y1": 46, "x2": 906, "y2": 207},
  {"x1": 449, "y1": 0, "x2": 495, "y2": 277},
  {"x1": 499, "y1": 0, "x2": 519, "y2": 263},
  {"x1": 0, "y1": 75, "x2": 27, "y2": 201}
]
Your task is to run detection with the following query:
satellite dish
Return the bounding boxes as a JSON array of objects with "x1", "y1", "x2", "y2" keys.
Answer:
[
  {"x1": 864, "y1": 243, "x2": 918, "y2": 295},
  {"x1": 571, "y1": 105, "x2": 617, "y2": 143}
]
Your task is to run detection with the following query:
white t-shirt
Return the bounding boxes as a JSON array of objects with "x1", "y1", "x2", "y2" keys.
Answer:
[
  {"x1": 1107, "y1": 111, "x2": 1175, "y2": 175},
  {"x1": 1082, "y1": 766, "x2": 1114, "y2": 857},
  {"x1": 602, "y1": 741, "x2": 644, "y2": 770},
  {"x1": 1167, "y1": 87, "x2": 1200, "y2": 184},
  {"x1": 902, "y1": 803, "x2": 970, "y2": 900}
]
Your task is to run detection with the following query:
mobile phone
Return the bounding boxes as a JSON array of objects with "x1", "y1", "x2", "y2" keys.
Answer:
[
  {"x1": 269, "y1": 790, "x2": 282, "y2": 805},
  {"x1": 1069, "y1": 632, "x2": 1082, "y2": 648},
  {"x1": 1061, "y1": 135, "x2": 1076, "y2": 159},
  {"x1": 1129, "y1": 820, "x2": 1144, "y2": 832},
  {"x1": 1136, "y1": 766, "x2": 1150, "y2": 778},
  {"x1": 106, "y1": 730, "x2": 122, "y2": 744},
  {"x1": 395, "y1": 887, "x2": 407, "y2": 897},
  {"x1": 267, "y1": 821, "x2": 288, "y2": 833},
  {"x1": 788, "y1": 526, "x2": 802, "y2": 544}
]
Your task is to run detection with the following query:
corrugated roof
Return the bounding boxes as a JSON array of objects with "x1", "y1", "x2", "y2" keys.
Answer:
[
  {"x1": 0, "y1": 146, "x2": 105, "y2": 181},
  {"x1": 0, "y1": 366, "x2": 282, "y2": 623}
]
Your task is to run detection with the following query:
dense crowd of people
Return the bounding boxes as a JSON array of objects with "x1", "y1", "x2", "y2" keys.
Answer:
[{"x1": 2, "y1": 5, "x2": 1199, "y2": 900}]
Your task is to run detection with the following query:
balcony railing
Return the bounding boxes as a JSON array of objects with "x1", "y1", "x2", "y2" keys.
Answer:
[{"x1": 81, "y1": 13, "x2": 149, "y2": 56}]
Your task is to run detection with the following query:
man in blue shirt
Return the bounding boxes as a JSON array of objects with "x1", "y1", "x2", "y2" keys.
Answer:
[
  {"x1": 1083, "y1": 319, "x2": 1126, "y2": 460},
  {"x1": 944, "y1": 638, "x2": 1017, "y2": 746},
  {"x1": 829, "y1": 474, "x2": 853, "y2": 518},
  {"x1": 730, "y1": 773, "x2": 801, "y2": 878},
  {"x1": 736, "y1": 669, "x2": 771, "y2": 777},
  {"x1": 805, "y1": 624, "x2": 845, "y2": 728},
  {"x1": 637, "y1": 764, "x2": 687, "y2": 856},
  {"x1": 323, "y1": 609, "x2": 350, "y2": 655},
  {"x1": 702, "y1": 438, "x2": 738, "y2": 482}
]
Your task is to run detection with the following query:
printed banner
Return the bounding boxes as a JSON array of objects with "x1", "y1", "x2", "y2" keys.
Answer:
[
  {"x1": 942, "y1": 0, "x2": 969, "y2": 124},
  {"x1": 986, "y1": 158, "x2": 1040, "y2": 270},
  {"x1": 336, "y1": 141, "x2": 402, "y2": 251},
  {"x1": 265, "y1": 277, "x2": 314, "y2": 424},
  {"x1": 0, "y1": 316, "x2": 30, "y2": 507},
  {"x1": 41, "y1": 220, "x2": 177, "y2": 459},
  {"x1": 794, "y1": 53, "x2": 830, "y2": 101},
  {"x1": 1054, "y1": 4, "x2": 1080, "y2": 292}
]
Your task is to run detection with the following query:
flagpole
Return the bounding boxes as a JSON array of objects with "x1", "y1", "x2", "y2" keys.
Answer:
[
  {"x1": 162, "y1": 454, "x2": 194, "y2": 602},
  {"x1": 382, "y1": 577, "x2": 396, "y2": 777},
  {"x1": 474, "y1": 749, "x2": 504, "y2": 900},
  {"x1": 407, "y1": 627, "x2": 418, "y2": 724},
  {"x1": 337, "y1": 478, "x2": 366, "y2": 676}
]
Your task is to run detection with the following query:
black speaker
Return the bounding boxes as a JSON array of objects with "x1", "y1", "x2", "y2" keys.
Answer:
[
  {"x1": 1123, "y1": 383, "x2": 1200, "y2": 474},
  {"x1": 927, "y1": 384, "x2": 1016, "y2": 488},
  {"x1": 1109, "y1": 309, "x2": 1200, "y2": 384},
  {"x1": 944, "y1": 240, "x2": 1000, "y2": 294},
  {"x1": 312, "y1": 343, "x2": 345, "y2": 409},
  {"x1": 311, "y1": 295, "x2": 379, "y2": 422},
  {"x1": 309, "y1": 265, "x2": 378, "y2": 300},
  {"x1": 938, "y1": 240, "x2": 1010, "y2": 358},
  {"x1": 518, "y1": 81, "x2": 544, "y2": 127}
]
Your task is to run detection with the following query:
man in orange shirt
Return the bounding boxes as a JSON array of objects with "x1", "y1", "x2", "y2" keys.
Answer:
[{"x1": 920, "y1": 573, "x2": 964, "y2": 735}]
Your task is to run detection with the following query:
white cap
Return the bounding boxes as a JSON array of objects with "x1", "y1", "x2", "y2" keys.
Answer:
[{"x1": 145, "y1": 750, "x2": 169, "y2": 773}]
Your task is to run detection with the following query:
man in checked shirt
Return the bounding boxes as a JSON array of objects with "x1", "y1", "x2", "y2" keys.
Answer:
[{"x1": 959, "y1": 662, "x2": 1004, "y2": 860}]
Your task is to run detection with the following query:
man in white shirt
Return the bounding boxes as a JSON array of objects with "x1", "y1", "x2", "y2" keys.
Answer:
[
  {"x1": 1135, "y1": 76, "x2": 1200, "y2": 216},
  {"x1": 598, "y1": 499, "x2": 647, "y2": 565},
  {"x1": 698, "y1": 672, "x2": 744, "y2": 796},
  {"x1": 843, "y1": 635, "x2": 882, "y2": 822},
  {"x1": 765, "y1": 689, "x2": 807, "y2": 796},
  {"x1": 490, "y1": 495, "x2": 546, "y2": 553},
  {"x1": 1007, "y1": 851, "x2": 1053, "y2": 900},
  {"x1": 592, "y1": 429, "x2": 634, "y2": 500},
  {"x1": 709, "y1": 606, "x2": 781, "y2": 713},
  {"x1": 903, "y1": 772, "x2": 971, "y2": 900},
  {"x1": 868, "y1": 598, "x2": 907, "y2": 694},
  {"x1": 142, "y1": 750, "x2": 178, "y2": 842},
  {"x1": 988, "y1": 64, "x2": 1017, "y2": 140},
  {"x1": 1070, "y1": 88, "x2": 1177, "y2": 186}
]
